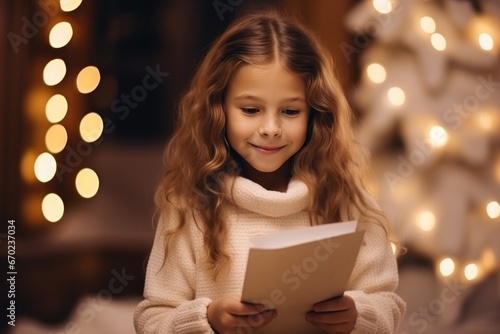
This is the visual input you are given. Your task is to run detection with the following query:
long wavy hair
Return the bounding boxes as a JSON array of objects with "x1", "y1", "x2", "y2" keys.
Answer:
[{"x1": 156, "y1": 10, "x2": 394, "y2": 277}]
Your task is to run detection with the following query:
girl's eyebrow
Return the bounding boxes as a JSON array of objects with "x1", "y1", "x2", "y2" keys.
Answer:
[{"x1": 234, "y1": 95, "x2": 306, "y2": 103}]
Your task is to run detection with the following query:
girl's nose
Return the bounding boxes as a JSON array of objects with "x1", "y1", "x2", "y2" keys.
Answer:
[{"x1": 258, "y1": 113, "x2": 282, "y2": 137}]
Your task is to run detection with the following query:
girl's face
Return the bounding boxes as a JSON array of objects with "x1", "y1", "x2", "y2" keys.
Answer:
[{"x1": 224, "y1": 61, "x2": 309, "y2": 190}]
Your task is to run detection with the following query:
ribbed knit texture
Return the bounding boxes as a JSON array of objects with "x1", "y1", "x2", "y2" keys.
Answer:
[{"x1": 134, "y1": 176, "x2": 405, "y2": 333}]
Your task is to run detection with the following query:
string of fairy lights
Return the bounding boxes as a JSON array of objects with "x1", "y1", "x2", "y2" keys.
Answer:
[
  {"x1": 359, "y1": 0, "x2": 500, "y2": 283},
  {"x1": 28, "y1": 0, "x2": 103, "y2": 223}
]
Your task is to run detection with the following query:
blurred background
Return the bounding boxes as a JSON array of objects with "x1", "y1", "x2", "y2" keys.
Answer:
[{"x1": 0, "y1": 0, "x2": 499, "y2": 333}]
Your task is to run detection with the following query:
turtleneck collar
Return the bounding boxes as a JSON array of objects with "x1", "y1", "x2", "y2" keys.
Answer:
[{"x1": 224, "y1": 176, "x2": 309, "y2": 217}]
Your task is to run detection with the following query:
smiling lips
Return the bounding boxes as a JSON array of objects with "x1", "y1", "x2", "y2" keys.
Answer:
[{"x1": 250, "y1": 143, "x2": 286, "y2": 154}]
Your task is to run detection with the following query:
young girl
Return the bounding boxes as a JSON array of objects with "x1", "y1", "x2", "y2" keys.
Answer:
[{"x1": 134, "y1": 10, "x2": 406, "y2": 334}]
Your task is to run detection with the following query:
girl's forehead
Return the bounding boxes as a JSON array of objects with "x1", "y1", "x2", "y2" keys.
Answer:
[
  {"x1": 227, "y1": 62, "x2": 306, "y2": 96},
  {"x1": 227, "y1": 63, "x2": 305, "y2": 101}
]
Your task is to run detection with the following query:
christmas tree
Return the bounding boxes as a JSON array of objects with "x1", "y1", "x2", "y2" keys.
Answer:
[{"x1": 345, "y1": 0, "x2": 500, "y2": 332}]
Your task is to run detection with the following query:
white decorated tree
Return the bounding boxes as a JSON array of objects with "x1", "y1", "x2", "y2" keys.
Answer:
[{"x1": 345, "y1": 0, "x2": 500, "y2": 332}]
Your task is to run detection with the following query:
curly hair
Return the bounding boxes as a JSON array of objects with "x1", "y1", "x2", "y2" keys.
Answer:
[{"x1": 155, "y1": 10, "x2": 394, "y2": 278}]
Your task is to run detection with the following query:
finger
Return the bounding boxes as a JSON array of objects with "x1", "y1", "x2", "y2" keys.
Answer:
[
  {"x1": 231, "y1": 302, "x2": 270, "y2": 316},
  {"x1": 218, "y1": 295, "x2": 265, "y2": 315},
  {"x1": 306, "y1": 310, "x2": 353, "y2": 325},
  {"x1": 310, "y1": 321, "x2": 355, "y2": 334},
  {"x1": 307, "y1": 311, "x2": 356, "y2": 334},
  {"x1": 313, "y1": 296, "x2": 352, "y2": 312},
  {"x1": 237, "y1": 310, "x2": 277, "y2": 328}
]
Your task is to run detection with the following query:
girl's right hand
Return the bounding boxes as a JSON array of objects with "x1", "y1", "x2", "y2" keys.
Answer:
[{"x1": 207, "y1": 294, "x2": 277, "y2": 334}]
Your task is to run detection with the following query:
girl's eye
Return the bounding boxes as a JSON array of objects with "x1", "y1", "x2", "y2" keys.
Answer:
[
  {"x1": 241, "y1": 108, "x2": 260, "y2": 114},
  {"x1": 282, "y1": 109, "x2": 300, "y2": 116}
]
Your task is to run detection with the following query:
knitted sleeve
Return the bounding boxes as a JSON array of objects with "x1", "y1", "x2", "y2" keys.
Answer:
[
  {"x1": 133, "y1": 209, "x2": 215, "y2": 334},
  {"x1": 344, "y1": 222, "x2": 406, "y2": 333}
]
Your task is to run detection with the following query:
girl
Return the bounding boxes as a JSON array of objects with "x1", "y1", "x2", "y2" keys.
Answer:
[{"x1": 134, "y1": 10, "x2": 406, "y2": 334}]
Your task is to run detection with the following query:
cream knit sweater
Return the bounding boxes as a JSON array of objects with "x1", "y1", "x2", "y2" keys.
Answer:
[{"x1": 134, "y1": 176, "x2": 406, "y2": 333}]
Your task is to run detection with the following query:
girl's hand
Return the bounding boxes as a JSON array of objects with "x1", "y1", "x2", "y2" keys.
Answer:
[
  {"x1": 207, "y1": 294, "x2": 277, "y2": 334},
  {"x1": 306, "y1": 295, "x2": 357, "y2": 334}
]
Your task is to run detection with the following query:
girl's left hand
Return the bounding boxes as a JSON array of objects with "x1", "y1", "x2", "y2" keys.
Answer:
[{"x1": 305, "y1": 295, "x2": 357, "y2": 334}]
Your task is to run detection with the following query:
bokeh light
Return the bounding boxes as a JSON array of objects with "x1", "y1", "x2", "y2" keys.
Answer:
[
  {"x1": 478, "y1": 32, "x2": 494, "y2": 51},
  {"x1": 482, "y1": 248, "x2": 496, "y2": 270},
  {"x1": 486, "y1": 201, "x2": 500, "y2": 219},
  {"x1": 464, "y1": 263, "x2": 479, "y2": 281},
  {"x1": 75, "y1": 168, "x2": 100, "y2": 198},
  {"x1": 43, "y1": 59, "x2": 66, "y2": 86},
  {"x1": 431, "y1": 33, "x2": 447, "y2": 51},
  {"x1": 49, "y1": 21, "x2": 73, "y2": 48},
  {"x1": 76, "y1": 66, "x2": 101, "y2": 94},
  {"x1": 387, "y1": 87, "x2": 405, "y2": 106},
  {"x1": 79, "y1": 112, "x2": 103, "y2": 143},
  {"x1": 367, "y1": 63, "x2": 387, "y2": 83},
  {"x1": 45, "y1": 94, "x2": 68, "y2": 123},
  {"x1": 45, "y1": 124, "x2": 68, "y2": 154},
  {"x1": 429, "y1": 125, "x2": 448, "y2": 147},
  {"x1": 420, "y1": 16, "x2": 436, "y2": 34},
  {"x1": 439, "y1": 258, "x2": 455, "y2": 277},
  {"x1": 373, "y1": 0, "x2": 392, "y2": 14},
  {"x1": 474, "y1": 110, "x2": 494, "y2": 131},
  {"x1": 34, "y1": 152, "x2": 57, "y2": 183},
  {"x1": 42, "y1": 193, "x2": 64, "y2": 223},
  {"x1": 417, "y1": 210, "x2": 436, "y2": 231},
  {"x1": 60, "y1": 0, "x2": 83, "y2": 12}
]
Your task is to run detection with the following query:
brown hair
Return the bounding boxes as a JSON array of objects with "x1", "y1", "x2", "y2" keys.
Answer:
[{"x1": 156, "y1": 10, "x2": 394, "y2": 277}]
